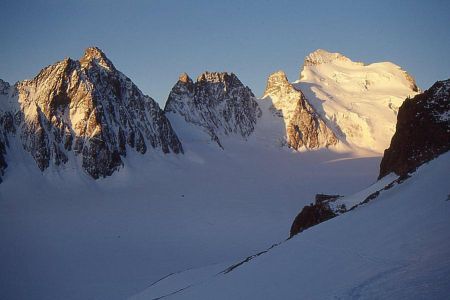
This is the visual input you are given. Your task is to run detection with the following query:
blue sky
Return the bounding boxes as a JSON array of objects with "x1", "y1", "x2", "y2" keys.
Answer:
[{"x1": 1, "y1": 0, "x2": 449, "y2": 105}]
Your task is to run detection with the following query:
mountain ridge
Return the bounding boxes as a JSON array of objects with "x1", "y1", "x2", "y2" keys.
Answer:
[
  {"x1": 0, "y1": 47, "x2": 428, "y2": 182},
  {"x1": 295, "y1": 49, "x2": 419, "y2": 153},
  {"x1": 164, "y1": 71, "x2": 261, "y2": 148},
  {"x1": 0, "y1": 47, "x2": 183, "y2": 180}
]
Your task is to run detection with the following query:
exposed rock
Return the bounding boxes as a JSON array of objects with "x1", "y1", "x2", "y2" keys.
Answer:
[
  {"x1": 0, "y1": 80, "x2": 16, "y2": 182},
  {"x1": 0, "y1": 79, "x2": 10, "y2": 95},
  {"x1": 164, "y1": 71, "x2": 261, "y2": 147},
  {"x1": 379, "y1": 79, "x2": 450, "y2": 179},
  {"x1": 263, "y1": 71, "x2": 338, "y2": 150},
  {"x1": 6, "y1": 47, "x2": 182, "y2": 179},
  {"x1": 290, "y1": 200, "x2": 337, "y2": 238}
]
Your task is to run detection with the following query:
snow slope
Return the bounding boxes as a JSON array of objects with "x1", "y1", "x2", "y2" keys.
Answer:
[
  {"x1": 132, "y1": 152, "x2": 450, "y2": 300},
  {"x1": 295, "y1": 49, "x2": 419, "y2": 153},
  {"x1": 0, "y1": 133, "x2": 380, "y2": 300}
]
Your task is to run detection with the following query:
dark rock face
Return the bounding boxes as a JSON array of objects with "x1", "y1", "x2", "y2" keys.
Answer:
[
  {"x1": 290, "y1": 194, "x2": 345, "y2": 237},
  {"x1": 379, "y1": 79, "x2": 450, "y2": 179},
  {"x1": 164, "y1": 72, "x2": 261, "y2": 147},
  {"x1": 3, "y1": 47, "x2": 182, "y2": 179},
  {"x1": 263, "y1": 71, "x2": 338, "y2": 150}
]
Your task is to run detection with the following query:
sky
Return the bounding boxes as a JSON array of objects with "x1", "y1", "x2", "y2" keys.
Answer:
[{"x1": 1, "y1": 0, "x2": 449, "y2": 106}]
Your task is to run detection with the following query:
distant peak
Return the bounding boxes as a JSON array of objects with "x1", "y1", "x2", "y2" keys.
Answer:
[
  {"x1": 178, "y1": 72, "x2": 193, "y2": 84},
  {"x1": 304, "y1": 49, "x2": 355, "y2": 66},
  {"x1": 0, "y1": 79, "x2": 10, "y2": 95},
  {"x1": 83, "y1": 46, "x2": 106, "y2": 60},
  {"x1": 264, "y1": 70, "x2": 291, "y2": 96},
  {"x1": 0, "y1": 78, "x2": 10, "y2": 87},
  {"x1": 196, "y1": 72, "x2": 238, "y2": 84},
  {"x1": 80, "y1": 46, "x2": 114, "y2": 70},
  {"x1": 267, "y1": 70, "x2": 289, "y2": 83}
]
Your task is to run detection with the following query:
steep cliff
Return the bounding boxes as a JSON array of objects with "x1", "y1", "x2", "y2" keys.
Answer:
[
  {"x1": 379, "y1": 79, "x2": 450, "y2": 178},
  {"x1": 263, "y1": 70, "x2": 337, "y2": 150}
]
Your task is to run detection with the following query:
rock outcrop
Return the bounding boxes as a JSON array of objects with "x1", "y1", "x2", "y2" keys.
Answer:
[
  {"x1": 263, "y1": 71, "x2": 338, "y2": 150},
  {"x1": 379, "y1": 79, "x2": 450, "y2": 179},
  {"x1": 290, "y1": 194, "x2": 344, "y2": 237},
  {"x1": 1, "y1": 47, "x2": 182, "y2": 179},
  {"x1": 164, "y1": 72, "x2": 261, "y2": 147}
]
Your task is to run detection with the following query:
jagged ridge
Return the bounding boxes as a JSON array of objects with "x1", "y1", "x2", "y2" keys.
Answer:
[
  {"x1": 1, "y1": 47, "x2": 182, "y2": 179},
  {"x1": 164, "y1": 71, "x2": 261, "y2": 148}
]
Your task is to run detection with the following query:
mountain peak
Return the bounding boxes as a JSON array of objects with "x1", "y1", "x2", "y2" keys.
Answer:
[
  {"x1": 304, "y1": 49, "x2": 355, "y2": 66},
  {"x1": 263, "y1": 70, "x2": 291, "y2": 97},
  {"x1": 0, "y1": 79, "x2": 10, "y2": 95},
  {"x1": 80, "y1": 46, "x2": 114, "y2": 70},
  {"x1": 196, "y1": 72, "x2": 238, "y2": 84},
  {"x1": 268, "y1": 70, "x2": 288, "y2": 82},
  {"x1": 178, "y1": 72, "x2": 193, "y2": 84},
  {"x1": 7, "y1": 47, "x2": 182, "y2": 179},
  {"x1": 165, "y1": 71, "x2": 260, "y2": 148},
  {"x1": 82, "y1": 46, "x2": 106, "y2": 60}
]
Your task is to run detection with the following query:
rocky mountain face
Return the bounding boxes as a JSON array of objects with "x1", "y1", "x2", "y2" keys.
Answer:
[
  {"x1": 164, "y1": 72, "x2": 261, "y2": 148},
  {"x1": 295, "y1": 49, "x2": 419, "y2": 153},
  {"x1": 0, "y1": 47, "x2": 182, "y2": 179},
  {"x1": 290, "y1": 194, "x2": 342, "y2": 237},
  {"x1": 379, "y1": 79, "x2": 450, "y2": 179},
  {"x1": 0, "y1": 80, "x2": 16, "y2": 182},
  {"x1": 263, "y1": 71, "x2": 338, "y2": 150}
]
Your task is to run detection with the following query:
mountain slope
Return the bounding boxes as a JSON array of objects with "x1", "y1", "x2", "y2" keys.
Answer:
[
  {"x1": 164, "y1": 72, "x2": 261, "y2": 148},
  {"x1": 0, "y1": 128, "x2": 381, "y2": 300},
  {"x1": 295, "y1": 49, "x2": 418, "y2": 153},
  {"x1": 0, "y1": 47, "x2": 182, "y2": 179},
  {"x1": 131, "y1": 151, "x2": 450, "y2": 300},
  {"x1": 262, "y1": 70, "x2": 337, "y2": 150}
]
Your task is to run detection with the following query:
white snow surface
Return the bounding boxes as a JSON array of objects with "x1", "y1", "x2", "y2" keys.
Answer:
[
  {"x1": 0, "y1": 111, "x2": 381, "y2": 299},
  {"x1": 295, "y1": 49, "x2": 419, "y2": 153},
  {"x1": 131, "y1": 152, "x2": 450, "y2": 300}
]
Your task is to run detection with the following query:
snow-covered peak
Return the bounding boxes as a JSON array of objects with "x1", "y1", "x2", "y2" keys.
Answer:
[
  {"x1": 165, "y1": 71, "x2": 261, "y2": 148},
  {"x1": 263, "y1": 70, "x2": 291, "y2": 97},
  {"x1": 79, "y1": 46, "x2": 115, "y2": 71},
  {"x1": 263, "y1": 70, "x2": 301, "y2": 117},
  {"x1": 5, "y1": 47, "x2": 182, "y2": 179},
  {"x1": 296, "y1": 50, "x2": 419, "y2": 153},
  {"x1": 304, "y1": 49, "x2": 359, "y2": 67}
]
